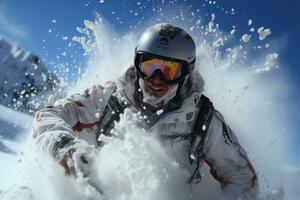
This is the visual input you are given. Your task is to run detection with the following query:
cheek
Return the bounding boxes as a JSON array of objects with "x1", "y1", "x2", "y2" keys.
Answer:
[{"x1": 143, "y1": 82, "x2": 150, "y2": 91}]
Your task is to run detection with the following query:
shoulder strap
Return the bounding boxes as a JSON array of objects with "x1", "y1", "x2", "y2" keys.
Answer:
[
  {"x1": 96, "y1": 93, "x2": 127, "y2": 146},
  {"x1": 188, "y1": 94, "x2": 215, "y2": 183}
]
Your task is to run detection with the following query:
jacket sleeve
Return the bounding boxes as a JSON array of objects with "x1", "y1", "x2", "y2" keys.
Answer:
[
  {"x1": 202, "y1": 111, "x2": 258, "y2": 200},
  {"x1": 31, "y1": 84, "x2": 115, "y2": 158}
]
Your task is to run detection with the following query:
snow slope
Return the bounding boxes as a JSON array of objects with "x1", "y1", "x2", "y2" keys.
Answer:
[
  {"x1": 0, "y1": 104, "x2": 32, "y2": 147},
  {"x1": 0, "y1": 105, "x2": 32, "y2": 194}
]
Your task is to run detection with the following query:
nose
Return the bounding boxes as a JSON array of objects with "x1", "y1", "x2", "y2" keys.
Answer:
[{"x1": 150, "y1": 74, "x2": 163, "y2": 85}]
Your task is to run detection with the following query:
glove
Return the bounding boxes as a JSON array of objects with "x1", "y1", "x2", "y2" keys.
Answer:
[{"x1": 56, "y1": 140, "x2": 96, "y2": 177}]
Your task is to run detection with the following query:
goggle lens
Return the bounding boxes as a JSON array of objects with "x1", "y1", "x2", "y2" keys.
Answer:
[{"x1": 140, "y1": 58, "x2": 182, "y2": 81}]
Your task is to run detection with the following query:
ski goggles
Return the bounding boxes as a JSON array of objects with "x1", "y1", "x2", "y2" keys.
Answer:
[{"x1": 135, "y1": 52, "x2": 194, "y2": 84}]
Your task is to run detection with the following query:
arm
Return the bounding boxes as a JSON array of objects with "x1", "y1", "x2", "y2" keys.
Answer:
[
  {"x1": 203, "y1": 111, "x2": 258, "y2": 200},
  {"x1": 31, "y1": 84, "x2": 115, "y2": 158}
]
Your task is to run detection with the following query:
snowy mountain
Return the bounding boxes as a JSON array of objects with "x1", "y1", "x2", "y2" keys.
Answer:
[
  {"x1": 0, "y1": 38, "x2": 58, "y2": 152},
  {"x1": 0, "y1": 38, "x2": 58, "y2": 114}
]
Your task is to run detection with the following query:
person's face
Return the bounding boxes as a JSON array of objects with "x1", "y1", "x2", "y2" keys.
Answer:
[{"x1": 143, "y1": 74, "x2": 177, "y2": 98}]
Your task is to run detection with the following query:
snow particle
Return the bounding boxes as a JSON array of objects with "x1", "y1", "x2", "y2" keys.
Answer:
[
  {"x1": 243, "y1": 83, "x2": 249, "y2": 90},
  {"x1": 250, "y1": 27, "x2": 255, "y2": 32},
  {"x1": 95, "y1": 112, "x2": 101, "y2": 118},
  {"x1": 213, "y1": 38, "x2": 224, "y2": 49},
  {"x1": 230, "y1": 29, "x2": 236, "y2": 34},
  {"x1": 257, "y1": 27, "x2": 271, "y2": 40},
  {"x1": 248, "y1": 19, "x2": 253, "y2": 26},
  {"x1": 242, "y1": 34, "x2": 251, "y2": 43},
  {"x1": 156, "y1": 109, "x2": 164, "y2": 116},
  {"x1": 190, "y1": 154, "x2": 196, "y2": 160},
  {"x1": 208, "y1": 22, "x2": 214, "y2": 32},
  {"x1": 231, "y1": 8, "x2": 235, "y2": 15},
  {"x1": 255, "y1": 53, "x2": 279, "y2": 73}
]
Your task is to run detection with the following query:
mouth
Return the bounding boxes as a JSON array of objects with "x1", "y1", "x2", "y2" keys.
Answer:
[{"x1": 148, "y1": 84, "x2": 165, "y2": 92}]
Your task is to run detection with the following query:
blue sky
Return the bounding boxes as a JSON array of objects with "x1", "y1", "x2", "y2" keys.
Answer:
[
  {"x1": 0, "y1": 0, "x2": 299, "y2": 165},
  {"x1": 1, "y1": 0, "x2": 299, "y2": 73}
]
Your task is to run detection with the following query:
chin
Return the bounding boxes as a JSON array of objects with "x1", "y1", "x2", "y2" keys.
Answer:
[{"x1": 148, "y1": 91, "x2": 165, "y2": 98}]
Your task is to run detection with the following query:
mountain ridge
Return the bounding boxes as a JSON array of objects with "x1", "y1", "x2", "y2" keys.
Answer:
[{"x1": 0, "y1": 37, "x2": 58, "y2": 114}]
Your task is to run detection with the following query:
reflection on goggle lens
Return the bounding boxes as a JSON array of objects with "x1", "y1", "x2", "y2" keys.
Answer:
[{"x1": 140, "y1": 58, "x2": 182, "y2": 81}]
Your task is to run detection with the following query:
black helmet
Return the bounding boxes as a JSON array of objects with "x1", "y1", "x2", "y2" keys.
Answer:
[{"x1": 135, "y1": 23, "x2": 196, "y2": 84}]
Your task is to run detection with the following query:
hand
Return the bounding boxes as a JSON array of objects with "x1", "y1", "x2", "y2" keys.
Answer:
[{"x1": 57, "y1": 141, "x2": 95, "y2": 177}]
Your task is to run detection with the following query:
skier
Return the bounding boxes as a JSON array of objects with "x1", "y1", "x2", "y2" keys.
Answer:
[{"x1": 32, "y1": 23, "x2": 258, "y2": 199}]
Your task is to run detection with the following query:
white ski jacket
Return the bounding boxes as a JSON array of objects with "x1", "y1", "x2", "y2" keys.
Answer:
[{"x1": 32, "y1": 67, "x2": 258, "y2": 200}]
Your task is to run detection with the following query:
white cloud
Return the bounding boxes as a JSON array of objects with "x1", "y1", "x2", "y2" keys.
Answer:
[{"x1": 0, "y1": 4, "x2": 28, "y2": 42}]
